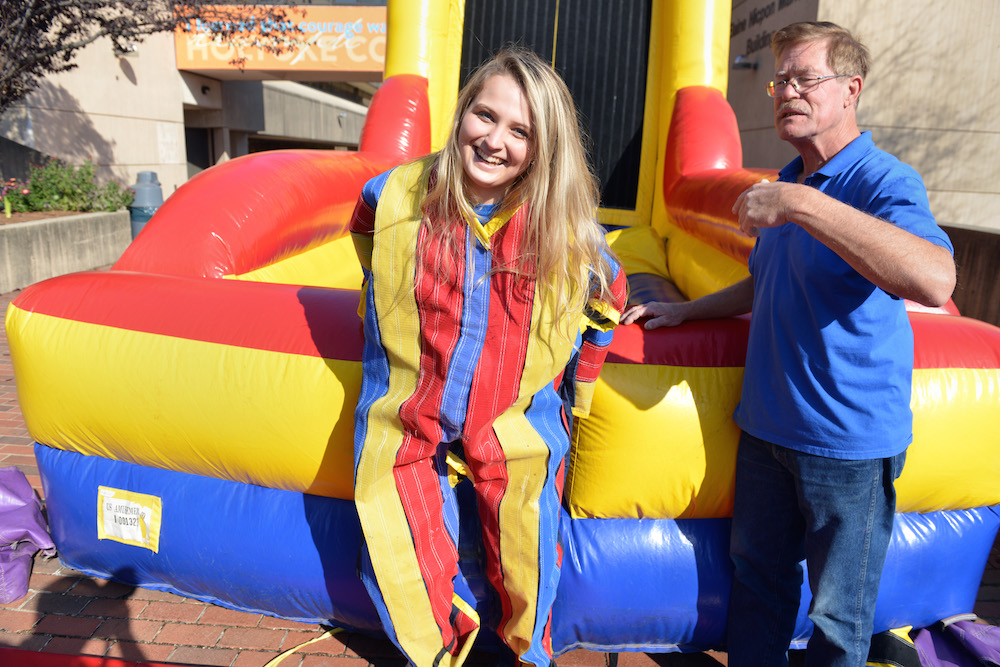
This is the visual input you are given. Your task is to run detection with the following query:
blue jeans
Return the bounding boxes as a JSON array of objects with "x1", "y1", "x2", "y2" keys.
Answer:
[{"x1": 726, "y1": 431, "x2": 905, "y2": 667}]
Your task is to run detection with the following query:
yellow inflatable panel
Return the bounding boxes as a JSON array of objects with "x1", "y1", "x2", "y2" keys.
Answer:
[
  {"x1": 606, "y1": 226, "x2": 670, "y2": 281},
  {"x1": 566, "y1": 362, "x2": 743, "y2": 520},
  {"x1": 9, "y1": 306, "x2": 360, "y2": 500},
  {"x1": 229, "y1": 234, "x2": 364, "y2": 289},
  {"x1": 667, "y1": 227, "x2": 750, "y2": 299},
  {"x1": 566, "y1": 342, "x2": 1000, "y2": 520},
  {"x1": 899, "y1": 367, "x2": 1000, "y2": 512}
]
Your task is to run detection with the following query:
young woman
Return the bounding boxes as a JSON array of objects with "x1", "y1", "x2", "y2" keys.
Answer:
[{"x1": 350, "y1": 46, "x2": 628, "y2": 667}]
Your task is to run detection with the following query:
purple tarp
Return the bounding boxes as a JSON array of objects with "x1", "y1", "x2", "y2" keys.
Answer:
[{"x1": 0, "y1": 466, "x2": 55, "y2": 603}]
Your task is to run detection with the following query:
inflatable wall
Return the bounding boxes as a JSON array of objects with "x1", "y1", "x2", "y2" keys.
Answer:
[{"x1": 6, "y1": 0, "x2": 1000, "y2": 657}]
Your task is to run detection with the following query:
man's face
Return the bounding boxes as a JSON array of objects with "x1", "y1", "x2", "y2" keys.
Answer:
[{"x1": 772, "y1": 39, "x2": 854, "y2": 148}]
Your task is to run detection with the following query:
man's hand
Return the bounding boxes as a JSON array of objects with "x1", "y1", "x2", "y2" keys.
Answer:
[
  {"x1": 621, "y1": 301, "x2": 689, "y2": 330},
  {"x1": 621, "y1": 277, "x2": 755, "y2": 330},
  {"x1": 732, "y1": 179, "x2": 792, "y2": 237}
]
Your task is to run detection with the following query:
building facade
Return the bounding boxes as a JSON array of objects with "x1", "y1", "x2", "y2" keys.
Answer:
[
  {"x1": 0, "y1": 1, "x2": 995, "y2": 321},
  {"x1": 0, "y1": 5, "x2": 385, "y2": 197},
  {"x1": 728, "y1": 0, "x2": 999, "y2": 235}
]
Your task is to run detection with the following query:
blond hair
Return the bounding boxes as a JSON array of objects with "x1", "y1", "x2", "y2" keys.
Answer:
[{"x1": 420, "y1": 45, "x2": 617, "y2": 325}]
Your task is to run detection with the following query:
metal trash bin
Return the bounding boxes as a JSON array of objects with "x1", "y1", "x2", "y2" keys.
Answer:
[{"x1": 129, "y1": 171, "x2": 164, "y2": 239}]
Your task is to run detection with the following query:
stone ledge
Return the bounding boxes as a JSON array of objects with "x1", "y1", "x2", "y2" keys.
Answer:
[{"x1": 0, "y1": 210, "x2": 130, "y2": 294}]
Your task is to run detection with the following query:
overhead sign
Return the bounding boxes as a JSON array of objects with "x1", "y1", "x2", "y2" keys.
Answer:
[
  {"x1": 729, "y1": 0, "x2": 816, "y2": 64},
  {"x1": 175, "y1": 5, "x2": 387, "y2": 80}
]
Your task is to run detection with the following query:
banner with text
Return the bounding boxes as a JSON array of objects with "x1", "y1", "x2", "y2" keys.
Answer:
[{"x1": 175, "y1": 5, "x2": 387, "y2": 78}]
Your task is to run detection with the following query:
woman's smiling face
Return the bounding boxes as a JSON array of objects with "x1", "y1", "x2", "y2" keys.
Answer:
[{"x1": 458, "y1": 73, "x2": 534, "y2": 206}]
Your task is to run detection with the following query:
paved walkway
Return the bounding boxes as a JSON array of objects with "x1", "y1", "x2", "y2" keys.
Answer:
[{"x1": 0, "y1": 287, "x2": 996, "y2": 666}]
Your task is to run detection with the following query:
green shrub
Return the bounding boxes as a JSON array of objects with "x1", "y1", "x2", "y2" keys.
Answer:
[
  {"x1": 2, "y1": 158, "x2": 134, "y2": 214},
  {"x1": 1, "y1": 178, "x2": 30, "y2": 214}
]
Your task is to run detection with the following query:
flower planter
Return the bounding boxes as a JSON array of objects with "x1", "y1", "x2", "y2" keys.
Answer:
[{"x1": 0, "y1": 210, "x2": 130, "y2": 294}]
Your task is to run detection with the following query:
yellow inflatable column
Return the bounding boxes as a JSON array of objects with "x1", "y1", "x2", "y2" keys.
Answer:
[
  {"x1": 385, "y1": 0, "x2": 465, "y2": 150},
  {"x1": 651, "y1": 0, "x2": 733, "y2": 239}
]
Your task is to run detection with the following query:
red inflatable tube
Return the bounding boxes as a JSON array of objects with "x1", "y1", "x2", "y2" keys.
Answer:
[
  {"x1": 12, "y1": 271, "x2": 364, "y2": 362},
  {"x1": 115, "y1": 74, "x2": 431, "y2": 279}
]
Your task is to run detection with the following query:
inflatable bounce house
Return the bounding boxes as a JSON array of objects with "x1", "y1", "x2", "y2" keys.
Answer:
[{"x1": 6, "y1": 0, "x2": 1000, "y2": 657}]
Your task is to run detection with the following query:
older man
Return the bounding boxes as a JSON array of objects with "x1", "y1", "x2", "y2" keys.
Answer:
[{"x1": 623, "y1": 21, "x2": 955, "y2": 667}]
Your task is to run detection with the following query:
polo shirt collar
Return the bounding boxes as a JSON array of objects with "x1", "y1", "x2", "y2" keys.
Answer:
[{"x1": 779, "y1": 131, "x2": 874, "y2": 183}]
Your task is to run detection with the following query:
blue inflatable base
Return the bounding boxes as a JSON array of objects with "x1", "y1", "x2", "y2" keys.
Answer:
[{"x1": 35, "y1": 444, "x2": 999, "y2": 655}]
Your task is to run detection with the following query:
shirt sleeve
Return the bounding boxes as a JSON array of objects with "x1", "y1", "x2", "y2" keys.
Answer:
[
  {"x1": 350, "y1": 170, "x2": 393, "y2": 273},
  {"x1": 867, "y1": 167, "x2": 954, "y2": 254},
  {"x1": 571, "y1": 256, "x2": 629, "y2": 418}
]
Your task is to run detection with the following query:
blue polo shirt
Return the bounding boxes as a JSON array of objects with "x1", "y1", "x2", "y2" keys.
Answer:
[{"x1": 733, "y1": 132, "x2": 953, "y2": 459}]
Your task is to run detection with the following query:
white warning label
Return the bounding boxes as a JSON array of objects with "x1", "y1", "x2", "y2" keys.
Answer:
[{"x1": 97, "y1": 486, "x2": 162, "y2": 553}]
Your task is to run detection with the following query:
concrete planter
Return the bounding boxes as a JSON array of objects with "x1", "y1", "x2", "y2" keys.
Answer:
[{"x1": 0, "y1": 210, "x2": 131, "y2": 294}]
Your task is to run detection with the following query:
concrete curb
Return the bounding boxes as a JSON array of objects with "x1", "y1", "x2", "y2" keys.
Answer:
[{"x1": 0, "y1": 211, "x2": 130, "y2": 294}]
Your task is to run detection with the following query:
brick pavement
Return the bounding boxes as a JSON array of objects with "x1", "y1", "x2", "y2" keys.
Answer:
[{"x1": 0, "y1": 287, "x2": 996, "y2": 666}]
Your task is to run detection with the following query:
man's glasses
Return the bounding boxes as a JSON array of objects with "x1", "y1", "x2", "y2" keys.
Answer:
[{"x1": 766, "y1": 74, "x2": 848, "y2": 97}]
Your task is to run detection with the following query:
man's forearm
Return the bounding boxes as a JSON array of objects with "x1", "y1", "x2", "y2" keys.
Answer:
[
  {"x1": 791, "y1": 188, "x2": 956, "y2": 306},
  {"x1": 681, "y1": 276, "x2": 755, "y2": 321}
]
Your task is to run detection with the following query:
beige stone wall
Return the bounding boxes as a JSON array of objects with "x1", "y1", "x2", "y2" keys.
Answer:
[
  {"x1": 0, "y1": 212, "x2": 131, "y2": 294},
  {"x1": 728, "y1": 0, "x2": 1000, "y2": 233},
  {"x1": 5, "y1": 33, "x2": 190, "y2": 196},
  {"x1": 728, "y1": 0, "x2": 819, "y2": 171}
]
